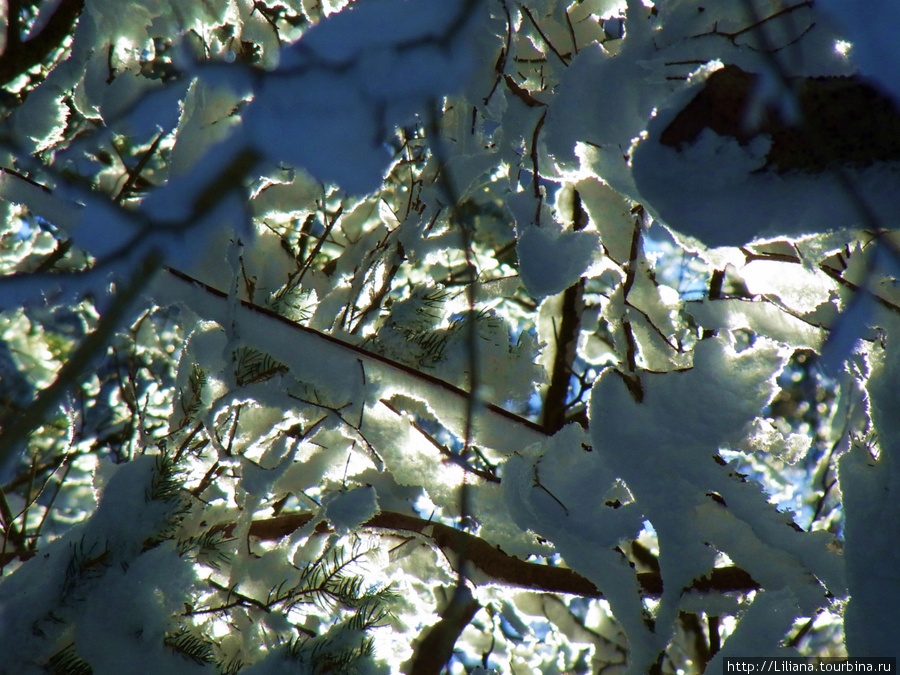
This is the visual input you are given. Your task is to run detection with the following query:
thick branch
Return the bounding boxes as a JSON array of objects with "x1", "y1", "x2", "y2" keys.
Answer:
[
  {"x1": 239, "y1": 511, "x2": 760, "y2": 599},
  {"x1": 541, "y1": 189, "x2": 589, "y2": 432},
  {"x1": 0, "y1": 0, "x2": 84, "y2": 86},
  {"x1": 405, "y1": 586, "x2": 481, "y2": 675},
  {"x1": 541, "y1": 282, "x2": 584, "y2": 432}
]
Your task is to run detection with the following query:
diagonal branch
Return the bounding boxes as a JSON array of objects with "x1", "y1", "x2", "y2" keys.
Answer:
[
  {"x1": 157, "y1": 266, "x2": 549, "y2": 455},
  {"x1": 0, "y1": 251, "x2": 161, "y2": 477}
]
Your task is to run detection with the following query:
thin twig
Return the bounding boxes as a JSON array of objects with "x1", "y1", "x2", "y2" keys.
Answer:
[{"x1": 0, "y1": 251, "x2": 162, "y2": 477}]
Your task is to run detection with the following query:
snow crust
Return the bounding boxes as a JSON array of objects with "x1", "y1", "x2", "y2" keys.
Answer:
[
  {"x1": 544, "y1": 0, "x2": 874, "y2": 249},
  {"x1": 1, "y1": 0, "x2": 888, "y2": 666},
  {"x1": 324, "y1": 485, "x2": 379, "y2": 533},
  {"x1": 503, "y1": 424, "x2": 659, "y2": 674},
  {"x1": 687, "y1": 298, "x2": 825, "y2": 351},
  {"x1": 150, "y1": 271, "x2": 548, "y2": 457}
]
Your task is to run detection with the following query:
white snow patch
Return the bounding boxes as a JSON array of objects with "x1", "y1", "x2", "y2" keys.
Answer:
[
  {"x1": 516, "y1": 224, "x2": 600, "y2": 299},
  {"x1": 631, "y1": 117, "x2": 900, "y2": 248},
  {"x1": 588, "y1": 335, "x2": 843, "y2": 653},
  {"x1": 247, "y1": 0, "x2": 485, "y2": 194},
  {"x1": 323, "y1": 485, "x2": 379, "y2": 533},
  {"x1": 819, "y1": 0, "x2": 900, "y2": 104}
]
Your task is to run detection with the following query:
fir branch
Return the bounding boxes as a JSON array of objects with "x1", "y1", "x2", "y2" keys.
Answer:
[
  {"x1": 274, "y1": 542, "x2": 382, "y2": 614},
  {"x1": 179, "y1": 527, "x2": 234, "y2": 570},
  {"x1": 287, "y1": 626, "x2": 377, "y2": 673},
  {"x1": 142, "y1": 452, "x2": 192, "y2": 546},
  {"x1": 46, "y1": 643, "x2": 92, "y2": 675},
  {"x1": 196, "y1": 579, "x2": 273, "y2": 615},
  {"x1": 62, "y1": 537, "x2": 110, "y2": 600},
  {"x1": 164, "y1": 628, "x2": 217, "y2": 665},
  {"x1": 148, "y1": 452, "x2": 184, "y2": 503},
  {"x1": 233, "y1": 346, "x2": 288, "y2": 386},
  {"x1": 178, "y1": 364, "x2": 207, "y2": 425},
  {"x1": 347, "y1": 594, "x2": 392, "y2": 631}
]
